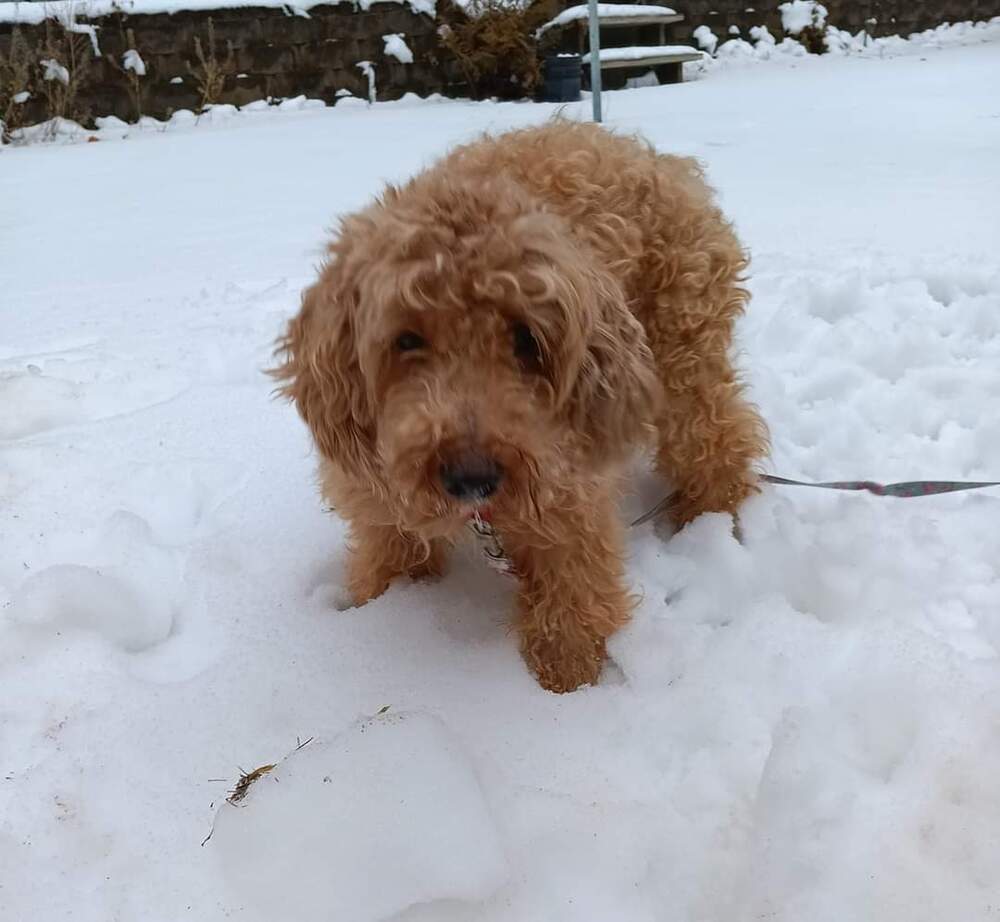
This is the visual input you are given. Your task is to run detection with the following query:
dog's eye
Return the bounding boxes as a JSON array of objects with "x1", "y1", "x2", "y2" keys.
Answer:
[
  {"x1": 513, "y1": 323, "x2": 542, "y2": 369},
  {"x1": 395, "y1": 331, "x2": 426, "y2": 352}
]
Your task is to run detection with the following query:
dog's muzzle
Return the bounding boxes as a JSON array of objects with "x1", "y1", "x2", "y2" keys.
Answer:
[{"x1": 439, "y1": 454, "x2": 504, "y2": 502}]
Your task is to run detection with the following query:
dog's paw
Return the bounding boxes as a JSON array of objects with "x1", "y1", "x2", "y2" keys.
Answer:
[
  {"x1": 309, "y1": 582, "x2": 358, "y2": 612},
  {"x1": 523, "y1": 635, "x2": 606, "y2": 694},
  {"x1": 345, "y1": 565, "x2": 393, "y2": 608},
  {"x1": 331, "y1": 586, "x2": 357, "y2": 612}
]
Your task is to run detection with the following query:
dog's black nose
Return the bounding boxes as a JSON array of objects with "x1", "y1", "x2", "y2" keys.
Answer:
[{"x1": 439, "y1": 457, "x2": 503, "y2": 501}]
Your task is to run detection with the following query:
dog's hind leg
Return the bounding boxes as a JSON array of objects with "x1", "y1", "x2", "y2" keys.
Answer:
[
  {"x1": 638, "y1": 197, "x2": 768, "y2": 529},
  {"x1": 632, "y1": 155, "x2": 769, "y2": 529},
  {"x1": 650, "y1": 322, "x2": 768, "y2": 529}
]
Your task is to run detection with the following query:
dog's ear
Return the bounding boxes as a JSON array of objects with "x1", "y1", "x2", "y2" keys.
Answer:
[
  {"x1": 271, "y1": 265, "x2": 378, "y2": 480},
  {"x1": 568, "y1": 274, "x2": 660, "y2": 462}
]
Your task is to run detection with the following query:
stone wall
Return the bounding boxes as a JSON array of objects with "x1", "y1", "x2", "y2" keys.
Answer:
[{"x1": 0, "y1": 1, "x2": 455, "y2": 128}]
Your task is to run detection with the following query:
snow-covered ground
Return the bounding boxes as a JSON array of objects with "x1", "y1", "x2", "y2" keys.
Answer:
[{"x1": 3, "y1": 33, "x2": 1000, "y2": 922}]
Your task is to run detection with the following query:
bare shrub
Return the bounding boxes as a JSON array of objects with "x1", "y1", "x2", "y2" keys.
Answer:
[
  {"x1": 37, "y1": 19, "x2": 93, "y2": 130},
  {"x1": 187, "y1": 18, "x2": 236, "y2": 111},
  {"x1": 104, "y1": 29, "x2": 147, "y2": 121},
  {"x1": 438, "y1": 0, "x2": 545, "y2": 100},
  {"x1": 0, "y1": 27, "x2": 36, "y2": 142}
]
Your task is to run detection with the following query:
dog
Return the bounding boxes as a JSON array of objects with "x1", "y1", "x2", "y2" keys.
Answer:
[{"x1": 273, "y1": 120, "x2": 768, "y2": 693}]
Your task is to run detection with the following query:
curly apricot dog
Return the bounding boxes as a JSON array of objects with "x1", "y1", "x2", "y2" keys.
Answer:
[{"x1": 274, "y1": 120, "x2": 767, "y2": 692}]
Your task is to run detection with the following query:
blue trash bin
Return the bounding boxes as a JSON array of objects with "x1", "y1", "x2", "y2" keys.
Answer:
[{"x1": 542, "y1": 54, "x2": 582, "y2": 103}]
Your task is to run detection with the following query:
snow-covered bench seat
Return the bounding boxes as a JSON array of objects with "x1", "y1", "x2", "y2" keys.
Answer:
[{"x1": 580, "y1": 44, "x2": 703, "y2": 68}]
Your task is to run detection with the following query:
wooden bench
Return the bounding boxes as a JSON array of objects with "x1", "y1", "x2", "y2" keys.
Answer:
[
  {"x1": 538, "y1": 4, "x2": 702, "y2": 87},
  {"x1": 581, "y1": 44, "x2": 703, "y2": 84}
]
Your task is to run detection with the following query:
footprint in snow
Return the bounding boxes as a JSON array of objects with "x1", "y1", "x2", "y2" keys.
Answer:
[
  {"x1": 0, "y1": 347, "x2": 189, "y2": 441},
  {"x1": 8, "y1": 512, "x2": 181, "y2": 655},
  {"x1": 0, "y1": 371, "x2": 84, "y2": 440},
  {"x1": 9, "y1": 563, "x2": 175, "y2": 653}
]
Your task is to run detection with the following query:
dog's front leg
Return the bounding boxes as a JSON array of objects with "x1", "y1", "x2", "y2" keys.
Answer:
[
  {"x1": 345, "y1": 519, "x2": 447, "y2": 606},
  {"x1": 320, "y1": 461, "x2": 447, "y2": 606},
  {"x1": 504, "y1": 494, "x2": 634, "y2": 693}
]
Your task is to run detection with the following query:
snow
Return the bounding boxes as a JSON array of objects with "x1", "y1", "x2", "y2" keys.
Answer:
[
  {"x1": 356, "y1": 59, "x2": 377, "y2": 102},
  {"x1": 213, "y1": 711, "x2": 507, "y2": 921},
  {"x1": 40, "y1": 57, "x2": 70, "y2": 84},
  {"x1": 67, "y1": 19, "x2": 102, "y2": 55},
  {"x1": 123, "y1": 48, "x2": 146, "y2": 75},
  {"x1": 779, "y1": 0, "x2": 827, "y2": 35},
  {"x1": 749, "y1": 24, "x2": 776, "y2": 45},
  {"x1": 538, "y1": 3, "x2": 677, "y2": 35},
  {"x1": 823, "y1": 19, "x2": 1000, "y2": 57},
  {"x1": 12, "y1": 559, "x2": 175, "y2": 653},
  {"x1": 0, "y1": 0, "x2": 436, "y2": 25},
  {"x1": 382, "y1": 32, "x2": 414, "y2": 64},
  {"x1": 624, "y1": 68, "x2": 659, "y2": 89},
  {"x1": 2, "y1": 28, "x2": 1000, "y2": 922},
  {"x1": 12, "y1": 90, "x2": 30, "y2": 103},
  {"x1": 687, "y1": 16, "x2": 1000, "y2": 75},
  {"x1": 95, "y1": 114, "x2": 130, "y2": 130},
  {"x1": 581, "y1": 44, "x2": 703, "y2": 64},
  {"x1": 276, "y1": 94, "x2": 325, "y2": 110},
  {"x1": 693, "y1": 24, "x2": 718, "y2": 53}
]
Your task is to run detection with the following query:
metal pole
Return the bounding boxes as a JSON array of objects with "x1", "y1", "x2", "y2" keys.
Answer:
[{"x1": 587, "y1": 0, "x2": 602, "y2": 123}]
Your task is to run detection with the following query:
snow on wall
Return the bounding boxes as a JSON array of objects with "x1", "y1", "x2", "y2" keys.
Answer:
[
  {"x1": 356, "y1": 59, "x2": 376, "y2": 102},
  {"x1": 40, "y1": 56, "x2": 70, "y2": 83},
  {"x1": 693, "y1": 24, "x2": 718, "y2": 53},
  {"x1": 66, "y1": 19, "x2": 101, "y2": 53},
  {"x1": 779, "y1": 0, "x2": 828, "y2": 35},
  {"x1": 122, "y1": 47, "x2": 146, "y2": 74},
  {"x1": 382, "y1": 31, "x2": 413, "y2": 63}
]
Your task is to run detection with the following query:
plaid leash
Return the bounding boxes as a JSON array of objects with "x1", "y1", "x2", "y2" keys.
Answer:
[{"x1": 630, "y1": 474, "x2": 1000, "y2": 528}]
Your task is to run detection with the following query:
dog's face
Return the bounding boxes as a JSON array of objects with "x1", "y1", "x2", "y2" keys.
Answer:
[
  {"x1": 356, "y1": 226, "x2": 579, "y2": 536},
  {"x1": 275, "y1": 177, "x2": 657, "y2": 537}
]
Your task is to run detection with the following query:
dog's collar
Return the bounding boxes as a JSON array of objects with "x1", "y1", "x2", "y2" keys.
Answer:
[{"x1": 467, "y1": 509, "x2": 517, "y2": 578}]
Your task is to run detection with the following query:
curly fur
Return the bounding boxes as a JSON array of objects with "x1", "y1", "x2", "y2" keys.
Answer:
[{"x1": 273, "y1": 120, "x2": 768, "y2": 693}]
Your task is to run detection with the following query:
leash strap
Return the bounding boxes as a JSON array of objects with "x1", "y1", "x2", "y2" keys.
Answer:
[
  {"x1": 471, "y1": 478, "x2": 1000, "y2": 564},
  {"x1": 760, "y1": 474, "x2": 1000, "y2": 497},
  {"x1": 630, "y1": 474, "x2": 999, "y2": 528}
]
